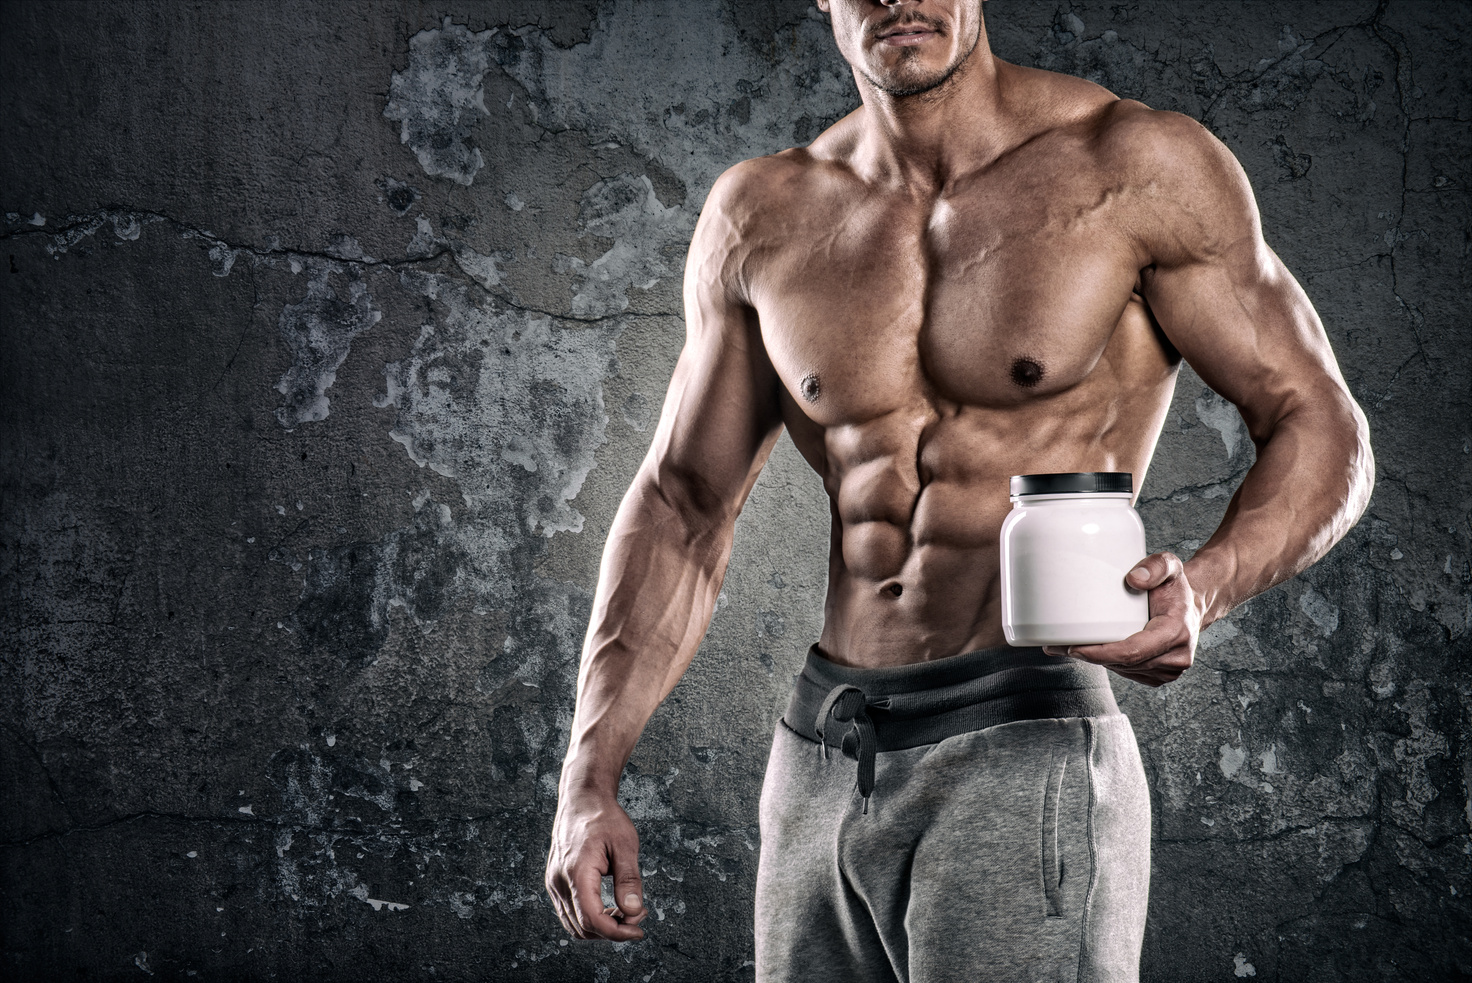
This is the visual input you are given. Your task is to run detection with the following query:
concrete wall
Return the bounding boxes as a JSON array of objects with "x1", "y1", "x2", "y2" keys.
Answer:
[{"x1": 1, "y1": 1, "x2": 1466, "y2": 979}]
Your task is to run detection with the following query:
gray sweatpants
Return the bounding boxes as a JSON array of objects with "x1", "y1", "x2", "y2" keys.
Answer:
[{"x1": 755, "y1": 651, "x2": 1150, "y2": 983}]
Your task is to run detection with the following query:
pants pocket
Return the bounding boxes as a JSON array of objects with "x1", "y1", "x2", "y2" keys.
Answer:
[{"x1": 1042, "y1": 746, "x2": 1067, "y2": 917}]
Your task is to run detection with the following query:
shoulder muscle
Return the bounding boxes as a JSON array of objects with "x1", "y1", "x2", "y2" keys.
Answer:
[
  {"x1": 686, "y1": 153, "x2": 814, "y2": 312},
  {"x1": 1100, "y1": 106, "x2": 1263, "y2": 269}
]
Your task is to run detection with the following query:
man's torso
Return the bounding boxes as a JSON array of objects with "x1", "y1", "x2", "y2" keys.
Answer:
[{"x1": 725, "y1": 69, "x2": 1183, "y2": 666}]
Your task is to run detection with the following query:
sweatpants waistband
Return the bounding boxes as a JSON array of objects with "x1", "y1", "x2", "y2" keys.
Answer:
[{"x1": 783, "y1": 643, "x2": 1120, "y2": 755}]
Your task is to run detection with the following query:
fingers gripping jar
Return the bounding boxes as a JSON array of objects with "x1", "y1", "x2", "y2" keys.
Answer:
[{"x1": 1000, "y1": 472, "x2": 1150, "y2": 647}]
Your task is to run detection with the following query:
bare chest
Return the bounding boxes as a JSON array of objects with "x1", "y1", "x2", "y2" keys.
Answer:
[{"x1": 748, "y1": 171, "x2": 1151, "y2": 420}]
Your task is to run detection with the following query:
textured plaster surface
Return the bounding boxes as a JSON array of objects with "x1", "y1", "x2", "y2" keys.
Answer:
[{"x1": 1, "y1": 1, "x2": 1467, "y2": 980}]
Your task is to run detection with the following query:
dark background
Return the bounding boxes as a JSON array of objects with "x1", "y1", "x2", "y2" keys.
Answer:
[{"x1": 2, "y1": 1, "x2": 1468, "y2": 980}]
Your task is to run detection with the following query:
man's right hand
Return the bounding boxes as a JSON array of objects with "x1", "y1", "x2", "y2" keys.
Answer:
[{"x1": 545, "y1": 787, "x2": 647, "y2": 941}]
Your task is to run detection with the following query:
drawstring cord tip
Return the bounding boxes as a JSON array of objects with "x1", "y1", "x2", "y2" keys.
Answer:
[{"x1": 816, "y1": 683, "x2": 880, "y2": 816}]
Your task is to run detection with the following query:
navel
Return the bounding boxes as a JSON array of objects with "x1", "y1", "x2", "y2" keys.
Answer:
[
  {"x1": 884, "y1": 582, "x2": 903, "y2": 598},
  {"x1": 800, "y1": 373, "x2": 822, "y2": 403},
  {"x1": 1010, "y1": 358, "x2": 1045, "y2": 388}
]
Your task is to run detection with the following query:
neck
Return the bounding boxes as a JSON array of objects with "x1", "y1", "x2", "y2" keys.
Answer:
[{"x1": 851, "y1": 28, "x2": 1009, "y2": 192}]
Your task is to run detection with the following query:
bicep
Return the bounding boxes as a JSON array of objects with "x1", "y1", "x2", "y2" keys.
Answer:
[
  {"x1": 1136, "y1": 123, "x2": 1350, "y2": 438},
  {"x1": 640, "y1": 190, "x2": 784, "y2": 520},
  {"x1": 645, "y1": 304, "x2": 784, "y2": 517},
  {"x1": 1144, "y1": 241, "x2": 1347, "y2": 438}
]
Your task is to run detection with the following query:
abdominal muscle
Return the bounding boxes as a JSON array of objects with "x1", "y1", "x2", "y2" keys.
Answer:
[
  {"x1": 822, "y1": 517, "x2": 1011, "y2": 668},
  {"x1": 794, "y1": 367, "x2": 1175, "y2": 669},
  {"x1": 813, "y1": 426, "x2": 1021, "y2": 668}
]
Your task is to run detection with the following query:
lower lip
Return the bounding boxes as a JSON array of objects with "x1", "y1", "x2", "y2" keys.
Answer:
[{"x1": 881, "y1": 31, "x2": 935, "y2": 47}]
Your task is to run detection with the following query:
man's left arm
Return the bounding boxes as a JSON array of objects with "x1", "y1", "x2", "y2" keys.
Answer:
[{"x1": 1050, "y1": 110, "x2": 1375, "y2": 686}]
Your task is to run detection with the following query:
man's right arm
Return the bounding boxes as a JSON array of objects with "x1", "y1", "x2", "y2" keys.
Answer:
[{"x1": 545, "y1": 164, "x2": 785, "y2": 941}]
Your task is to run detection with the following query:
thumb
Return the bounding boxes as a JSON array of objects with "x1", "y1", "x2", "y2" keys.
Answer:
[
  {"x1": 610, "y1": 836, "x2": 645, "y2": 921},
  {"x1": 1126, "y1": 551, "x2": 1183, "y2": 591}
]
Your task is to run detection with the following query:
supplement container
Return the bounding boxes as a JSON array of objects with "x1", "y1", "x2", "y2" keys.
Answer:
[{"x1": 1000, "y1": 472, "x2": 1150, "y2": 646}]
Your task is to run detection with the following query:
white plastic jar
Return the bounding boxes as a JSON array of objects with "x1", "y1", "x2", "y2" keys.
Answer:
[{"x1": 1000, "y1": 472, "x2": 1150, "y2": 647}]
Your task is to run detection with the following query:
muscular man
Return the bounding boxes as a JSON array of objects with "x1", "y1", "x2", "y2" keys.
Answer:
[{"x1": 546, "y1": 0, "x2": 1373, "y2": 979}]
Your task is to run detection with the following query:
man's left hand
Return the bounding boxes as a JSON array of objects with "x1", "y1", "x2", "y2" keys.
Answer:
[{"x1": 1042, "y1": 551, "x2": 1203, "y2": 686}]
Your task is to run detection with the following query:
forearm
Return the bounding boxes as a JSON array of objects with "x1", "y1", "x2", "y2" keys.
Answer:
[
  {"x1": 1184, "y1": 390, "x2": 1373, "y2": 625},
  {"x1": 559, "y1": 467, "x2": 737, "y2": 796}
]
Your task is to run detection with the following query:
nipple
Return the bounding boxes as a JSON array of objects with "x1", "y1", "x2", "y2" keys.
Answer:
[
  {"x1": 1010, "y1": 358, "x2": 1044, "y2": 388},
  {"x1": 800, "y1": 373, "x2": 821, "y2": 403}
]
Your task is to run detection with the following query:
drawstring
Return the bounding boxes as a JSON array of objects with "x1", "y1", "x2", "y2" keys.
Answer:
[{"x1": 814, "y1": 684, "x2": 889, "y2": 814}]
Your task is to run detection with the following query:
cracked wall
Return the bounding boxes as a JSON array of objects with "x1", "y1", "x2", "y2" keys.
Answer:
[{"x1": 1, "y1": 2, "x2": 1467, "y2": 981}]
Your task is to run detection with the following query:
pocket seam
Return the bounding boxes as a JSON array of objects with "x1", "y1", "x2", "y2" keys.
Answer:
[{"x1": 1042, "y1": 745, "x2": 1067, "y2": 917}]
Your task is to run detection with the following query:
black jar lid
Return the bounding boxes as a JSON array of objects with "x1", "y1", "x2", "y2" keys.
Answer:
[{"x1": 1010, "y1": 472, "x2": 1133, "y2": 496}]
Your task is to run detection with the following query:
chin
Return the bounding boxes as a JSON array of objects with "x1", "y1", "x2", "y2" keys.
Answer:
[
  {"x1": 867, "y1": 51, "x2": 962, "y2": 97},
  {"x1": 874, "y1": 71, "x2": 953, "y2": 98}
]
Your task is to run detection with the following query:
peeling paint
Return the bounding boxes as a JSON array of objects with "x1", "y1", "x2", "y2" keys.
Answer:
[
  {"x1": 1194, "y1": 389, "x2": 1244, "y2": 460},
  {"x1": 1257, "y1": 744, "x2": 1285, "y2": 776},
  {"x1": 556, "y1": 174, "x2": 689, "y2": 317},
  {"x1": 39, "y1": 209, "x2": 161, "y2": 256},
  {"x1": 452, "y1": 243, "x2": 512, "y2": 291},
  {"x1": 1219, "y1": 741, "x2": 1247, "y2": 779},
  {"x1": 352, "y1": 885, "x2": 410, "y2": 912},
  {"x1": 1298, "y1": 587, "x2": 1340, "y2": 636},
  {"x1": 377, "y1": 272, "x2": 619, "y2": 536},
  {"x1": 384, "y1": 19, "x2": 497, "y2": 186},
  {"x1": 208, "y1": 243, "x2": 237, "y2": 277},
  {"x1": 274, "y1": 264, "x2": 383, "y2": 427}
]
